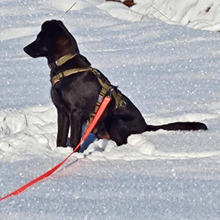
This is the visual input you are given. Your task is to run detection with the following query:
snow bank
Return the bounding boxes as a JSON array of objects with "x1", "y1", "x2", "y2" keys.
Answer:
[
  {"x1": 1, "y1": 104, "x2": 219, "y2": 163},
  {"x1": 98, "y1": 2, "x2": 143, "y2": 22},
  {"x1": 100, "y1": 0, "x2": 220, "y2": 31},
  {"x1": 0, "y1": 106, "x2": 57, "y2": 161}
]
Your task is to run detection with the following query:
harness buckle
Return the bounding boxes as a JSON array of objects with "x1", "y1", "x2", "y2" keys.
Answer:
[
  {"x1": 120, "y1": 100, "x2": 126, "y2": 107},
  {"x1": 107, "y1": 87, "x2": 114, "y2": 98},
  {"x1": 97, "y1": 94, "x2": 104, "y2": 103},
  {"x1": 59, "y1": 72, "x2": 65, "y2": 78}
]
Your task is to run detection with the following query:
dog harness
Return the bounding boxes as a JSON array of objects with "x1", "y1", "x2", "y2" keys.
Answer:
[{"x1": 50, "y1": 53, "x2": 126, "y2": 131}]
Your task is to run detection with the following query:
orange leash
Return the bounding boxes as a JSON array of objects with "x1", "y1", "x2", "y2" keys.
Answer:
[{"x1": 0, "y1": 96, "x2": 111, "y2": 201}]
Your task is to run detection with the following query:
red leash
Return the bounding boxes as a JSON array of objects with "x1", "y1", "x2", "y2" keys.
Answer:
[{"x1": 0, "y1": 96, "x2": 111, "y2": 201}]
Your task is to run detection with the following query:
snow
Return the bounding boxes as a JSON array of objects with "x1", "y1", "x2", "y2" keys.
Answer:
[
  {"x1": 0, "y1": 0, "x2": 220, "y2": 219},
  {"x1": 102, "y1": 0, "x2": 220, "y2": 31}
]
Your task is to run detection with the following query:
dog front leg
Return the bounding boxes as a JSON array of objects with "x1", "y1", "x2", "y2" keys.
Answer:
[
  {"x1": 69, "y1": 111, "x2": 82, "y2": 150},
  {"x1": 57, "y1": 109, "x2": 70, "y2": 147}
]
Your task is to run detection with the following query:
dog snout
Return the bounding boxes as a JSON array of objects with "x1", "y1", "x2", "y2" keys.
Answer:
[
  {"x1": 24, "y1": 40, "x2": 47, "y2": 58},
  {"x1": 23, "y1": 45, "x2": 31, "y2": 55},
  {"x1": 23, "y1": 42, "x2": 37, "y2": 57}
]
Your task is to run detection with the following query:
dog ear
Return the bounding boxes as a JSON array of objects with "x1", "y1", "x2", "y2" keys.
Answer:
[
  {"x1": 41, "y1": 20, "x2": 64, "y2": 32},
  {"x1": 57, "y1": 35, "x2": 76, "y2": 56},
  {"x1": 41, "y1": 21, "x2": 50, "y2": 31},
  {"x1": 58, "y1": 35, "x2": 70, "y2": 47}
]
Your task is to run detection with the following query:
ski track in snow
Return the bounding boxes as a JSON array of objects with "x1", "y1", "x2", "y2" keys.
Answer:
[{"x1": 0, "y1": 0, "x2": 220, "y2": 219}]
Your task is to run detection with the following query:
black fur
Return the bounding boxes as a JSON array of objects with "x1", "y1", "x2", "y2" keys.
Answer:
[{"x1": 24, "y1": 20, "x2": 207, "y2": 150}]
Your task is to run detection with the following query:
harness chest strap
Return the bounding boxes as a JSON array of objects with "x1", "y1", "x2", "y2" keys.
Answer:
[
  {"x1": 51, "y1": 67, "x2": 91, "y2": 86},
  {"x1": 51, "y1": 67, "x2": 124, "y2": 132},
  {"x1": 84, "y1": 69, "x2": 122, "y2": 132},
  {"x1": 51, "y1": 67, "x2": 122, "y2": 107}
]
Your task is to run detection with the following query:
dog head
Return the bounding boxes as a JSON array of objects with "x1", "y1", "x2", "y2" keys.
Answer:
[{"x1": 24, "y1": 20, "x2": 79, "y2": 62}]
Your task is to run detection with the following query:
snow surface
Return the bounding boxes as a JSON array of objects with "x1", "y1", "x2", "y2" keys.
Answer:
[
  {"x1": 0, "y1": 0, "x2": 220, "y2": 219},
  {"x1": 103, "y1": 0, "x2": 220, "y2": 31}
]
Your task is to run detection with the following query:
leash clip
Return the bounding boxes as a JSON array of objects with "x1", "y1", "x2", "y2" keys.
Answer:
[{"x1": 108, "y1": 88, "x2": 114, "y2": 97}]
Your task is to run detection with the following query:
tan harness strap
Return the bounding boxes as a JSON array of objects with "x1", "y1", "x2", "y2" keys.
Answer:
[
  {"x1": 51, "y1": 67, "x2": 91, "y2": 86},
  {"x1": 85, "y1": 68, "x2": 123, "y2": 133},
  {"x1": 91, "y1": 68, "x2": 122, "y2": 108},
  {"x1": 51, "y1": 67, "x2": 124, "y2": 133}
]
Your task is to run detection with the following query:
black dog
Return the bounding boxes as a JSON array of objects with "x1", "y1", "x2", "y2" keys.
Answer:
[{"x1": 24, "y1": 20, "x2": 207, "y2": 150}]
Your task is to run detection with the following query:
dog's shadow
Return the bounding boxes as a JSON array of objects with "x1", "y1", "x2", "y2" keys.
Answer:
[{"x1": 66, "y1": 124, "x2": 96, "y2": 152}]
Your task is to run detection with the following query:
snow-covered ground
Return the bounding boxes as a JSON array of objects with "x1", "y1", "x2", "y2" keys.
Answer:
[
  {"x1": 104, "y1": 0, "x2": 220, "y2": 31},
  {"x1": 0, "y1": 0, "x2": 220, "y2": 219}
]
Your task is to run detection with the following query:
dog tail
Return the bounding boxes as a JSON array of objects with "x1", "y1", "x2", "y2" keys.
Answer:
[{"x1": 145, "y1": 122, "x2": 208, "y2": 132}]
